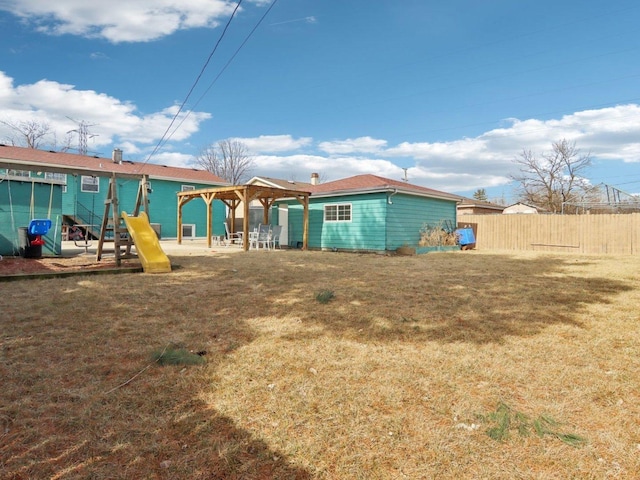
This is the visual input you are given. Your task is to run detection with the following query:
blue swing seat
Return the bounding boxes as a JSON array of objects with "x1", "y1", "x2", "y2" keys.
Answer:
[{"x1": 28, "y1": 219, "x2": 52, "y2": 236}]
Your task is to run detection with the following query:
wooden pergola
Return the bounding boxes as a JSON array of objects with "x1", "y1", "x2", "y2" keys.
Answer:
[{"x1": 176, "y1": 184, "x2": 310, "y2": 251}]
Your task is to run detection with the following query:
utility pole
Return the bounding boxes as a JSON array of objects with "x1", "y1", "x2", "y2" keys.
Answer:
[{"x1": 67, "y1": 118, "x2": 98, "y2": 155}]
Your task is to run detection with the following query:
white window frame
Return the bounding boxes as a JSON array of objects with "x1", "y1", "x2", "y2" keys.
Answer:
[
  {"x1": 181, "y1": 185, "x2": 195, "y2": 191},
  {"x1": 8, "y1": 169, "x2": 30, "y2": 178},
  {"x1": 324, "y1": 203, "x2": 352, "y2": 222},
  {"x1": 45, "y1": 172, "x2": 67, "y2": 192},
  {"x1": 81, "y1": 175, "x2": 99, "y2": 193},
  {"x1": 182, "y1": 224, "x2": 196, "y2": 238}
]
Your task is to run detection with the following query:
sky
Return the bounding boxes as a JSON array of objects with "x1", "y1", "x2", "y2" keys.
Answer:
[{"x1": 1, "y1": 0, "x2": 640, "y2": 202}]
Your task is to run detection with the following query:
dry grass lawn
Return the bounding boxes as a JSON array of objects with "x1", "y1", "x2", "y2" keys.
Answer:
[{"x1": 1, "y1": 249, "x2": 639, "y2": 479}]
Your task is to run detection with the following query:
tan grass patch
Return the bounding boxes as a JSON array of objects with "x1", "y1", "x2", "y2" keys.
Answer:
[{"x1": 1, "y1": 250, "x2": 639, "y2": 478}]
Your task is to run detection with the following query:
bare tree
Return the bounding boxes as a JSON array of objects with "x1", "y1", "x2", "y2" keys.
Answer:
[
  {"x1": 0, "y1": 118, "x2": 74, "y2": 151},
  {"x1": 512, "y1": 139, "x2": 598, "y2": 213},
  {"x1": 196, "y1": 139, "x2": 253, "y2": 184},
  {"x1": 1, "y1": 119, "x2": 53, "y2": 148}
]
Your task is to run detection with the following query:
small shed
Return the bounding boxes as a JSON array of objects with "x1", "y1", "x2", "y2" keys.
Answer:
[{"x1": 279, "y1": 174, "x2": 460, "y2": 252}]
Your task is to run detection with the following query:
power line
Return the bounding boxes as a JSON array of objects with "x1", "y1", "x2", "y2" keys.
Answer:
[
  {"x1": 161, "y1": 0, "x2": 280, "y2": 150},
  {"x1": 140, "y1": 0, "x2": 245, "y2": 169}
]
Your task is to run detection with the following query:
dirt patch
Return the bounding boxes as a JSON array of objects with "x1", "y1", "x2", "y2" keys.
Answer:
[{"x1": 0, "y1": 254, "x2": 140, "y2": 277}]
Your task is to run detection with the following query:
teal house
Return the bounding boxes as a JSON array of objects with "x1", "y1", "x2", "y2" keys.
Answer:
[
  {"x1": 0, "y1": 145, "x2": 227, "y2": 256},
  {"x1": 279, "y1": 174, "x2": 460, "y2": 252}
]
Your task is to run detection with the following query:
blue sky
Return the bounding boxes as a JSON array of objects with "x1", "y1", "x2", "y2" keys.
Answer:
[{"x1": 1, "y1": 0, "x2": 640, "y2": 202}]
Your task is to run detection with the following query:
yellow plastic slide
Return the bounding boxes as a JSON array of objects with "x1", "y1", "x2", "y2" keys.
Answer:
[{"x1": 121, "y1": 211, "x2": 171, "y2": 273}]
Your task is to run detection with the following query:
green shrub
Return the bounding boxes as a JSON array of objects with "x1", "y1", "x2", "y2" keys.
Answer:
[
  {"x1": 315, "y1": 289, "x2": 335, "y2": 304},
  {"x1": 151, "y1": 347, "x2": 206, "y2": 366}
]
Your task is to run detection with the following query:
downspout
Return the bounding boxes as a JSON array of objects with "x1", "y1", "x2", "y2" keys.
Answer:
[
  {"x1": 387, "y1": 188, "x2": 398, "y2": 204},
  {"x1": 386, "y1": 188, "x2": 398, "y2": 252}
]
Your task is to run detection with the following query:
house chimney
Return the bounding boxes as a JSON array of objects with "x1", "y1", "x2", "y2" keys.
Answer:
[
  {"x1": 112, "y1": 148, "x2": 123, "y2": 164},
  {"x1": 311, "y1": 172, "x2": 319, "y2": 185}
]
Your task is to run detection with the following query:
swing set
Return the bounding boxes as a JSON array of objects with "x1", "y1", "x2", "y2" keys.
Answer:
[
  {"x1": 16, "y1": 179, "x2": 55, "y2": 257},
  {"x1": 27, "y1": 179, "x2": 54, "y2": 245},
  {"x1": 2, "y1": 161, "x2": 163, "y2": 268}
]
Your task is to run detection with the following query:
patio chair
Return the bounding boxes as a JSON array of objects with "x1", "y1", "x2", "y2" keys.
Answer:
[
  {"x1": 256, "y1": 224, "x2": 271, "y2": 250},
  {"x1": 248, "y1": 229, "x2": 259, "y2": 249},
  {"x1": 270, "y1": 225, "x2": 283, "y2": 249},
  {"x1": 223, "y1": 222, "x2": 243, "y2": 246}
]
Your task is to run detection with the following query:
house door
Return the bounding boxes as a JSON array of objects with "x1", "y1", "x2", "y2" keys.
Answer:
[{"x1": 278, "y1": 205, "x2": 288, "y2": 247}]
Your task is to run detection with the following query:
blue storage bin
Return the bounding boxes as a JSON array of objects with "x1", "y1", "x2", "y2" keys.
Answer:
[{"x1": 455, "y1": 228, "x2": 475, "y2": 246}]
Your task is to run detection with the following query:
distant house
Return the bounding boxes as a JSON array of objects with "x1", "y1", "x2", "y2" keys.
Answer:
[
  {"x1": 249, "y1": 175, "x2": 315, "y2": 191},
  {"x1": 0, "y1": 145, "x2": 227, "y2": 256},
  {"x1": 502, "y1": 202, "x2": 540, "y2": 214},
  {"x1": 457, "y1": 198, "x2": 506, "y2": 215},
  {"x1": 239, "y1": 175, "x2": 317, "y2": 246},
  {"x1": 276, "y1": 174, "x2": 460, "y2": 252},
  {"x1": 222, "y1": 175, "x2": 315, "y2": 233}
]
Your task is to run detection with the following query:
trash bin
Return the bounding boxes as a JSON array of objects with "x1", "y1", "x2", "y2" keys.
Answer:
[
  {"x1": 18, "y1": 227, "x2": 43, "y2": 259},
  {"x1": 455, "y1": 228, "x2": 476, "y2": 248}
]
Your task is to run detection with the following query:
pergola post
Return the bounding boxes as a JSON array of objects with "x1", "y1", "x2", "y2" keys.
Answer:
[
  {"x1": 201, "y1": 192, "x2": 214, "y2": 248},
  {"x1": 302, "y1": 196, "x2": 309, "y2": 250}
]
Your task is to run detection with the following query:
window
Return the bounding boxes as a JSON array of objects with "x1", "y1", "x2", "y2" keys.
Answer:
[
  {"x1": 181, "y1": 185, "x2": 195, "y2": 191},
  {"x1": 45, "y1": 172, "x2": 67, "y2": 192},
  {"x1": 182, "y1": 224, "x2": 196, "y2": 238},
  {"x1": 324, "y1": 204, "x2": 352, "y2": 222},
  {"x1": 81, "y1": 175, "x2": 99, "y2": 193},
  {"x1": 8, "y1": 169, "x2": 30, "y2": 178}
]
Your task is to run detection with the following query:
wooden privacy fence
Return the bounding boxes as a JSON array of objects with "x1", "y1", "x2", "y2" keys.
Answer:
[{"x1": 459, "y1": 213, "x2": 640, "y2": 255}]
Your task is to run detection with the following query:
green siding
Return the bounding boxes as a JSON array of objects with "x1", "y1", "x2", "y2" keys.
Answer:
[
  {"x1": 0, "y1": 178, "x2": 63, "y2": 255},
  {"x1": 1, "y1": 167, "x2": 226, "y2": 256},
  {"x1": 285, "y1": 193, "x2": 386, "y2": 250},
  {"x1": 131, "y1": 179, "x2": 226, "y2": 239},
  {"x1": 63, "y1": 176, "x2": 226, "y2": 239},
  {"x1": 282, "y1": 191, "x2": 457, "y2": 252},
  {"x1": 386, "y1": 194, "x2": 457, "y2": 250}
]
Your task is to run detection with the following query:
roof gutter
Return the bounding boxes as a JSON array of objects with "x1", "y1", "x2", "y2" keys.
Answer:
[
  {"x1": 0, "y1": 159, "x2": 144, "y2": 180},
  {"x1": 310, "y1": 186, "x2": 459, "y2": 202}
]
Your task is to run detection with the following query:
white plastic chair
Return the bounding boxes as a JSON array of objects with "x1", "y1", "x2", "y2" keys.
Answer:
[
  {"x1": 256, "y1": 224, "x2": 271, "y2": 250},
  {"x1": 270, "y1": 225, "x2": 283, "y2": 249},
  {"x1": 223, "y1": 222, "x2": 243, "y2": 246},
  {"x1": 248, "y1": 229, "x2": 259, "y2": 249}
]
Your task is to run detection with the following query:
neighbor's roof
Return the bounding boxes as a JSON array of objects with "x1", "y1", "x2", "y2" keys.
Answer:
[
  {"x1": 307, "y1": 174, "x2": 460, "y2": 201},
  {"x1": 0, "y1": 144, "x2": 227, "y2": 184},
  {"x1": 457, "y1": 197, "x2": 506, "y2": 211},
  {"x1": 247, "y1": 176, "x2": 314, "y2": 190},
  {"x1": 504, "y1": 202, "x2": 540, "y2": 209}
]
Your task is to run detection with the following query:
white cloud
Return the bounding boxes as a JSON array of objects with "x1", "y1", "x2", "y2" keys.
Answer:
[
  {"x1": 2, "y1": 67, "x2": 640, "y2": 195},
  {"x1": 0, "y1": 71, "x2": 210, "y2": 154},
  {"x1": 89, "y1": 52, "x2": 109, "y2": 60},
  {"x1": 269, "y1": 16, "x2": 318, "y2": 27},
  {"x1": 383, "y1": 105, "x2": 640, "y2": 188},
  {"x1": 153, "y1": 102, "x2": 640, "y2": 191},
  {"x1": 319, "y1": 136, "x2": 387, "y2": 154},
  {"x1": 1, "y1": 0, "x2": 240, "y2": 43},
  {"x1": 231, "y1": 135, "x2": 313, "y2": 153},
  {"x1": 243, "y1": 104, "x2": 640, "y2": 193},
  {"x1": 252, "y1": 154, "x2": 403, "y2": 184}
]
